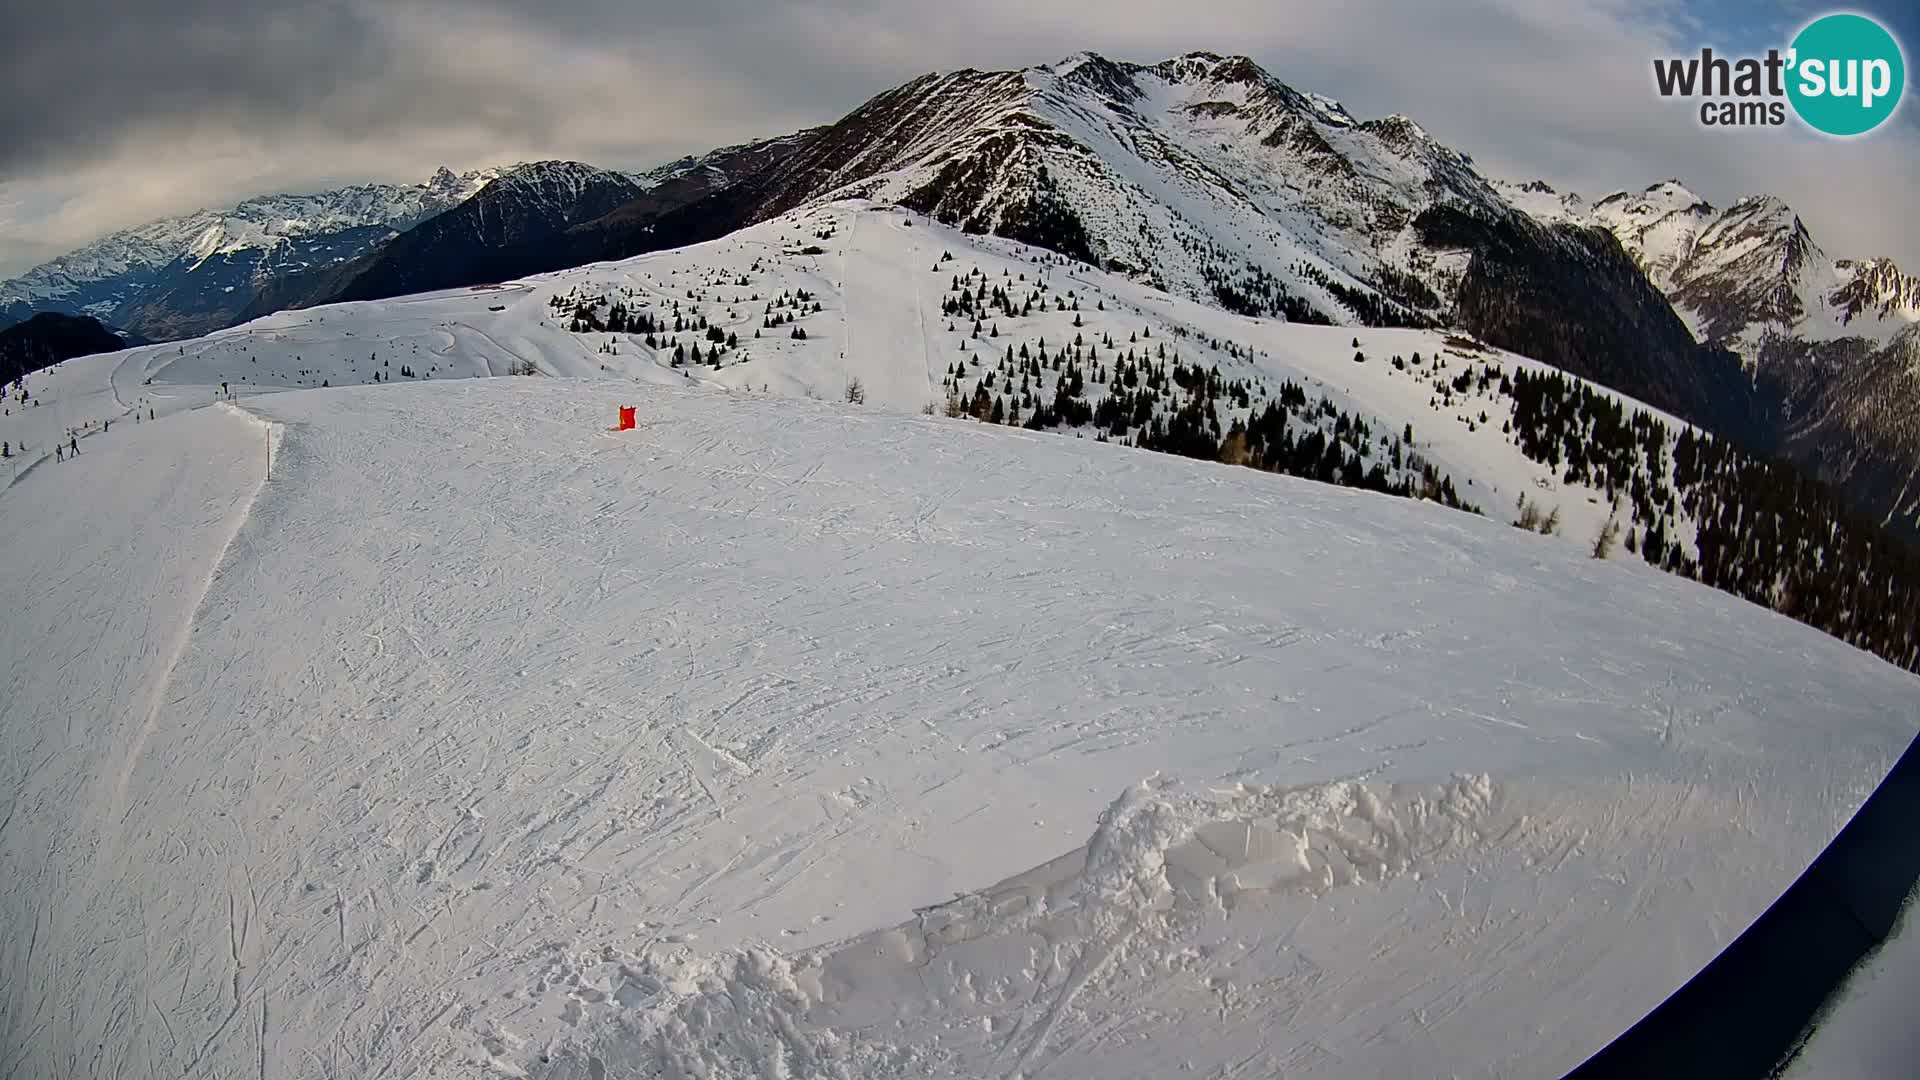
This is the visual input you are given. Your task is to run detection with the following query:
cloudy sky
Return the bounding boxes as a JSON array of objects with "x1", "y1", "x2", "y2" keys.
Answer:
[{"x1": 1, "y1": 0, "x2": 1914, "y2": 277}]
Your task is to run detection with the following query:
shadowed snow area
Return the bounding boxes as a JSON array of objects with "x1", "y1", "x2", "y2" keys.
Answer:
[{"x1": 1, "y1": 376, "x2": 1914, "y2": 1078}]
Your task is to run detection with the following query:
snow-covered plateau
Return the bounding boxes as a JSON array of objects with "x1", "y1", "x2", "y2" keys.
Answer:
[{"x1": 1, "y1": 203, "x2": 1915, "y2": 1079}]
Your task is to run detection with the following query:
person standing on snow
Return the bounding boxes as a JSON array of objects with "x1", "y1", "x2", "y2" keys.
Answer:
[{"x1": 69, "y1": 434, "x2": 78, "y2": 456}]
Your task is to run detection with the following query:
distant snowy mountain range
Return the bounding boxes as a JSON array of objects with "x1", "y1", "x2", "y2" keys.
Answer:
[
  {"x1": 0, "y1": 167, "x2": 498, "y2": 336},
  {"x1": 1495, "y1": 177, "x2": 1920, "y2": 357},
  {"x1": 1494, "y1": 175, "x2": 1920, "y2": 536},
  {"x1": 241, "y1": 133, "x2": 822, "y2": 319},
  {"x1": 3, "y1": 50, "x2": 1915, "y2": 535},
  {"x1": 0, "y1": 154, "x2": 771, "y2": 342}
]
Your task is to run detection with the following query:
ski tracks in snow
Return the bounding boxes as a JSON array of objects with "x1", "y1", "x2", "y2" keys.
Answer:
[
  {"x1": 4, "y1": 378, "x2": 1915, "y2": 1080},
  {"x1": 107, "y1": 404, "x2": 277, "y2": 832},
  {"x1": 0, "y1": 403, "x2": 269, "y2": 1080}
]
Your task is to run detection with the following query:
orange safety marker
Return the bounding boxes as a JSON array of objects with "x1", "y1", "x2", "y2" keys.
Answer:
[{"x1": 614, "y1": 406, "x2": 636, "y2": 431}]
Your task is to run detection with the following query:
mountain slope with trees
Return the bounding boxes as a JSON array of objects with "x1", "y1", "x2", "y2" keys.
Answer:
[
  {"x1": 13, "y1": 50, "x2": 1919, "y2": 548},
  {"x1": 27, "y1": 200, "x2": 1916, "y2": 674},
  {"x1": 562, "y1": 52, "x2": 1906, "y2": 540},
  {"x1": 1501, "y1": 177, "x2": 1920, "y2": 538},
  {"x1": 0, "y1": 312, "x2": 128, "y2": 385}
]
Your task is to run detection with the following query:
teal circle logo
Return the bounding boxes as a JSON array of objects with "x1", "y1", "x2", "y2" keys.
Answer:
[{"x1": 1787, "y1": 13, "x2": 1906, "y2": 136}]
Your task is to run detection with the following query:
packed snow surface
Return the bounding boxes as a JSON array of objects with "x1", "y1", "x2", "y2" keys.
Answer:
[
  {"x1": 6, "y1": 202, "x2": 1714, "y2": 557},
  {"x1": 2, "y1": 364, "x2": 1914, "y2": 1078}
]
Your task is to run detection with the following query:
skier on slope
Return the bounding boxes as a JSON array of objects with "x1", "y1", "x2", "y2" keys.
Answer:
[{"x1": 69, "y1": 434, "x2": 78, "y2": 456}]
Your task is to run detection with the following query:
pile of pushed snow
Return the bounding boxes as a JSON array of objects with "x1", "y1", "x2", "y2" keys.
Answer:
[
  {"x1": 2, "y1": 368, "x2": 1914, "y2": 1079},
  {"x1": 542, "y1": 772, "x2": 1503, "y2": 1078}
]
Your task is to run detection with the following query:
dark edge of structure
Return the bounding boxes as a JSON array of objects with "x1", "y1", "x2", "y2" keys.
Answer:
[{"x1": 1564, "y1": 732, "x2": 1920, "y2": 1079}]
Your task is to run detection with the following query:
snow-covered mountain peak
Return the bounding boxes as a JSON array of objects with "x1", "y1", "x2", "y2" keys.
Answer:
[
  {"x1": 1644, "y1": 178, "x2": 1708, "y2": 208},
  {"x1": 1498, "y1": 172, "x2": 1920, "y2": 520},
  {"x1": 1833, "y1": 257, "x2": 1920, "y2": 325},
  {"x1": 444, "y1": 160, "x2": 651, "y2": 223},
  {"x1": 1684, "y1": 196, "x2": 1823, "y2": 310},
  {"x1": 1146, "y1": 50, "x2": 1248, "y2": 82},
  {"x1": 1371, "y1": 113, "x2": 1431, "y2": 140},
  {"x1": 1591, "y1": 182, "x2": 1713, "y2": 225},
  {"x1": 1021, "y1": 52, "x2": 1361, "y2": 135},
  {"x1": 426, "y1": 165, "x2": 464, "y2": 195},
  {"x1": 1151, "y1": 51, "x2": 1292, "y2": 94},
  {"x1": 481, "y1": 160, "x2": 627, "y2": 198},
  {"x1": 0, "y1": 165, "x2": 502, "y2": 329},
  {"x1": 1134, "y1": 52, "x2": 1358, "y2": 128},
  {"x1": 1506, "y1": 171, "x2": 1916, "y2": 363},
  {"x1": 1032, "y1": 51, "x2": 1145, "y2": 106},
  {"x1": 1490, "y1": 179, "x2": 1590, "y2": 224},
  {"x1": 1711, "y1": 193, "x2": 1809, "y2": 251},
  {"x1": 1042, "y1": 49, "x2": 1111, "y2": 77},
  {"x1": 185, "y1": 222, "x2": 231, "y2": 264},
  {"x1": 750, "y1": 50, "x2": 1523, "y2": 329},
  {"x1": 1306, "y1": 91, "x2": 1358, "y2": 127}
]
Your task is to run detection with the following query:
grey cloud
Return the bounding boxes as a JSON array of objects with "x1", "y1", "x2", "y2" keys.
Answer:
[{"x1": 1, "y1": 1, "x2": 397, "y2": 175}]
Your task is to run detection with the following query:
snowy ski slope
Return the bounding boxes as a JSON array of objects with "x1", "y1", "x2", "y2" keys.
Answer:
[
  {"x1": 5, "y1": 202, "x2": 1709, "y2": 554},
  {"x1": 1, "y1": 365, "x2": 1915, "y2": 1078}
]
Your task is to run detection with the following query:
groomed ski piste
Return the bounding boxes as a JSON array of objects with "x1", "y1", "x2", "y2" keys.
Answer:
[{"x1": 2, "y1": 202, "x2": 1916, "y2": 1078}]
